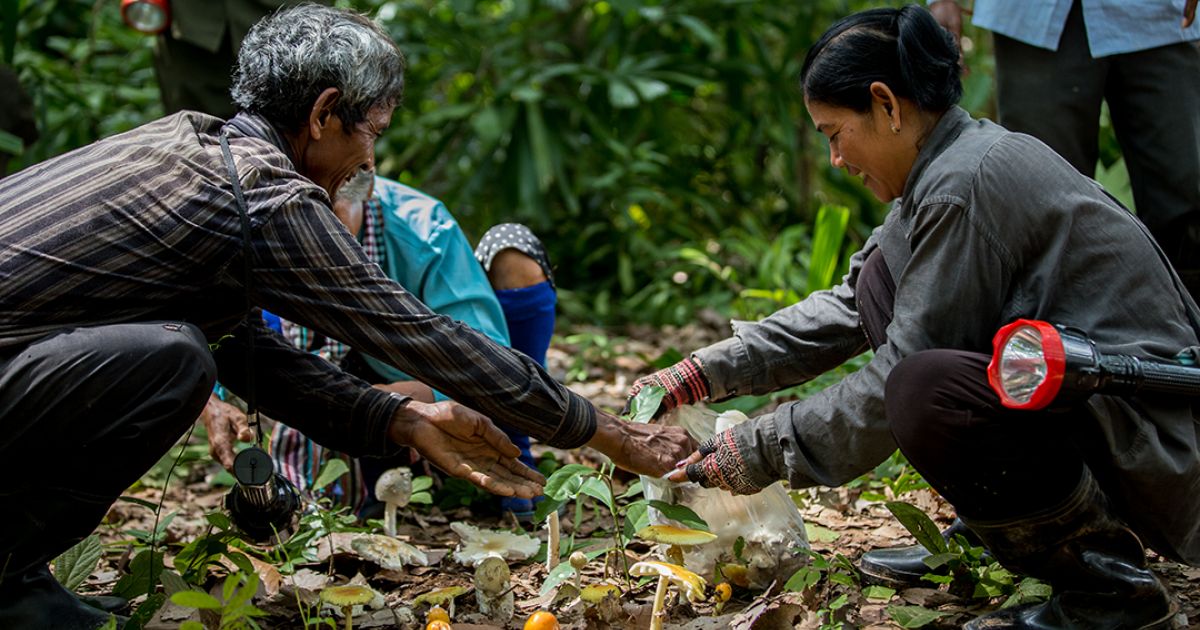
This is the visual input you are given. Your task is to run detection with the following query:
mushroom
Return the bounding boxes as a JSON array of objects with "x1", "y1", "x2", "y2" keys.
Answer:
[
  {"x1": 569, "y1": 551, "x2": 588, "y2": 592},
  {"x1": 635, "y1": 525, "x2": 717, "y2": 566},
  {"x1": 450, "y1": 522, "x2": 540, "y2": 566},
  {"x1": 627, "y1": 561, "x2": 707, "y2": 630},
  {"x1": 474, "y1": 555, "x2": 515, "y2": 623},
  {"x1": 545, "y1": 510, "x2": 561, "y2": 572},
  {"x1": 425, "y1": 622, "x2": 451, "y2": 630},
  {"x1": 523, "y1": 610, "x2": 561, "y2": 630},
  {"x1": 375, "y1": 467, "x2": 412, "y2": 537},
  {"x1": 350, "y1": 533, "x2": 429, "y2": 570},
  {"x1": 713, "y1": 582, "x2": 732, "y2": 613},
  {"x1": 319, "y1": 584, "x2": 377, "y2": 630},
  {"x1": 426, "y1": 605, "x2": 450, "y2": 624},
  {"x1": 412, "y1": 586, "x2": 469, "y2": 618},
  {"x1": 579, "y1": 583, "x2": 621, "y2": 604}
]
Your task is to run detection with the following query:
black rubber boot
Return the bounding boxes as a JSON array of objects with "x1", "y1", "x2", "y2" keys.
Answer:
[
  {"x1": 0, "y1": 565, "x2": 125, "y2": 629},
  {"x1": 962, "y1": 472, "x2": 1173, "y2": 630},
  {"x1": 859, "y1": 518, "x2": 982, "y2": 585}
]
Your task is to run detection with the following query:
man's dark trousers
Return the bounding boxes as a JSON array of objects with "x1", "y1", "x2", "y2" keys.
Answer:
[{"x1": 0, "y1": 321, "x2": 215, "y2": 583}]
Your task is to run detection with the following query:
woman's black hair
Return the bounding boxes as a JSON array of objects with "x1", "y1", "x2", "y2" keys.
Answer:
[{"x1": 800, "y1": 5, "x2": 962, "y2": 113}]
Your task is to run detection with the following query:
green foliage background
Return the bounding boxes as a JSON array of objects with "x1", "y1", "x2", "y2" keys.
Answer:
[{"x1": 2, "y1": 0, "x2": 1015, "y2": 325}]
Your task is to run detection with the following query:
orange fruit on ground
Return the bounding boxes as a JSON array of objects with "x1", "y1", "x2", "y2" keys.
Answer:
[
  {"x1": 523, "y1": 610, "x2": 561, "y2": 630},
  {"x1": 427, "y1": 606, "x2": 450, "y2": 623},
  {"x1": 425, "y1": 621, "x2": 452, "y2": 630}
]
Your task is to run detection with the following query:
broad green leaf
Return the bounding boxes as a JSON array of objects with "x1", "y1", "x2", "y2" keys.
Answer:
[
  {"x1": 646, "y1": 500, "x2": 709, "y2": 531},
  {"x1": 313, "y1": 458, "x2": 350, "y2": 491},
  {"x1": 113, "y1": 549, "x2": 164, "y2": 600},
  {"x1": 205, "y1": 512, "x2": 231, "y2": 530},
  {"x1": 180, "y1": 622, "x2": 205, "y2": 630},
  {"x1": 118, "y1": 495, "x2": 160, "y2": 512},
  {"x1": 543, "y1": 463, "x2": 596, "y2": 500},
  {"x1": 863, "y1": 585, "x2": 896, "y2": 601},
  {"x1": 783, "y1": 565, "x2": 820, "y2": 593},
  {"x1": 631, "y1": 77, "x2": 669, "y2": 101},
  {"x1": 410, "y1": 491, "x2": 433, "y2": 505},
  {"x1": 53, "y1": 534, "x2": 103, "y2": 591},
  {"x1": 579, "y1": 477, "x2": 614, "y2": 512},
  {"x1": 1002, "y1": 577, "x2": 1052, "y2": 608},
  {"x1": 171, "y1": 590, "x2": 223, "y2": 610},
  {"x1": 923, "y1": 552, "x2": 957, "y2": 570},
  {"x1": 618, "y1": 479, "x2": 643, "y2": 500},
  {"x1": 885, "y1": 502, "x2": 947, "y2": 555},
  {"x1": 159, "y1": 570, "x2": 191, "y2": 596},
  {"x1": 887, "y1": 605, "x2": 948, "y2": 628},
  {"x1": 829, "y1": 593, "x2": 850, "y2": 610},
  {"x1": 532, "y1": 495, "x2": 567, "y2": 523},
  {"x1": 623, "y1": 500, "x2": 650, "y2": 540},
  {"x1": 626, "y1": 386, "x2": 666, "y2": 424},
  {"x1": 412, "y1": 476, "x2": 433, "y2": 493}
]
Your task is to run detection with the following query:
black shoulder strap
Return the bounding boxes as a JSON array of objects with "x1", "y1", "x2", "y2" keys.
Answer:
[{"x1": 218, "y1": 132, "x2": 259, "y2": 436}]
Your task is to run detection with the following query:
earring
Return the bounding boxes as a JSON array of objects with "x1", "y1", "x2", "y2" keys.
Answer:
[{"x1": 890, "y1": 123, "x2": 900, "y2": 134}]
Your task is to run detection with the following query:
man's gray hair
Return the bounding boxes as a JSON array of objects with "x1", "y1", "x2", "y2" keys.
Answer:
[{"x1": 231, "y1": 4, "x2": 405, "y2": 132}]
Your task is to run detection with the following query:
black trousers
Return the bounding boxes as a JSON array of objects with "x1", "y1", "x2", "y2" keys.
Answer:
[
  {"x1": 994, "y1": 0, "x2": 1200, "y2": 294},
  {"x1": 858, "y1": 250, "x2": 1098, "y2": 521},
  {"x1": 0, "y1": 322, "x2": 216, "y2": 580}
]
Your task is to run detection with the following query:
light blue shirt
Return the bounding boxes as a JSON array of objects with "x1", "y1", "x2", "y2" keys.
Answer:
[
  {"x1": 361, "y1": 177, "x2": 511, "y2": 399},
  {"x1": 970, "y1": 0, "x2": 1200, "y2": 57}
]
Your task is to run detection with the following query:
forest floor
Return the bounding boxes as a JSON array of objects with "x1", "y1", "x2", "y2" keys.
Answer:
[{"x1": 76, "y1": 321, "x2": 1200, "y2": 629}]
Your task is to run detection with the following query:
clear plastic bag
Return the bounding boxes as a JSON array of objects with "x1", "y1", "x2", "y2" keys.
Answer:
[{"x1": 641, "y1": 406, "x2": 810, "y2": 588}]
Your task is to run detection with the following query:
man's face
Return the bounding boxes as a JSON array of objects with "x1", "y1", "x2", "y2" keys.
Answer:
[{"x1": 305, "y1": 102, "x2": 393, "y2": 201}]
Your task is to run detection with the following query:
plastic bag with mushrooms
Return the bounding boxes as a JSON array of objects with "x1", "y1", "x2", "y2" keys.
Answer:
[{"x1": 640, "y1": 407, "x2": 810, "y2": 588}]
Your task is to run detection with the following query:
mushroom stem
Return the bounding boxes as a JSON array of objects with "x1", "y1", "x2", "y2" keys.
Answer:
[
  {"x1": 342, "y1": 604, "x2": 353, "y2": 630},
  {"x1": 546, "y1": 511, "x2": 560, "y2": 571},
  {"x1": 649, "y1": 574, "x2": 669, "y2": 630},
  {"x1": 666, "y1": 544, "x2": 684, "y2": 566},
  {"x1": 384, "y1": 502, "x2": 397, "y2": 537}
]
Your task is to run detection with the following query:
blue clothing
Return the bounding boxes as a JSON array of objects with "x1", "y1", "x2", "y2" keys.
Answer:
[
  {"x1": 496, "y1": 282, "x2": 557, "y2": 368},
  {"x1": 361, "y1": 177, "x2": 512, "y2": 400},
  {"x1": 971, "y1": 0, "x2": 1200, "y2": 57}
]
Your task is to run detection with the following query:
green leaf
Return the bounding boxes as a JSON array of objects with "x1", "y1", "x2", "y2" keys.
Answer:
[
  {"x1": 112, "y1": 549, "x2": 164, "y2": 600},
  {"x1": 887, "y1": 605, "x2": 948, "y2": 628},
  {"x1": 410, "y1": 491, "x2": 433, "y2": 505},
  {"x1": 539, "y1": 561, "x2": 577, "y2": 595},
  {"x1": 313, "y1": 458, "x2": 350, "y2": 491},
  {"x1": 623, "y1": 500, "x2": 650, "y2": 541},
  {"x1": 543, "y1": 464, "x2": 596, "y2": 500},
  {"x1": 618, "y1": 479, "x2": 643, "y2": 500},
  {"x1": 124, "y1": 592, "x2": 166, "y2": 630},
  {"x1": 118, "y1": 495, "x2": 160, "y2": 512},
  {"x1": 885, "y1": 502, "x2": 947, "y2": 555},
  {"x1": 828, "y1": 593, "x2": 849, "y2": 610},
  {"x1": 646, "y1": 500, "x2": 709, "y2": 531},
  {"x1": 805, "y1": 523, "x2": 840, "y2": 543},
  {"x1": 532, "y1": 495, "x2": 568, "y2": 523},
  {"x1": 412, "y1": 476, "x2": 433, "y2": 493},
  {"x1": 171, "y1": 590, "x2": 223, "y2": 610},
  {"x1": 923, "y1": 552, "x2": 957, "y2": 570},
  {"x1": 608, "y1": 79, "x2": 638, "y2": 108},
  {"x1": 626, "y1": 385, "x2": 666, "y2": 424},
  {"x1": 631, "y1": 77, "x2": 669, "y2": 101},
  {"x1": 159, "y1": 570, "x2": 191, "y2": 596},
  {"x1": 579, "y1": 477, "x2": 614, "y2": 512},
  {"x1": 807, "y1": 204, "x2": 849, "y2": 294},
  {"x1": 862, "y1": 585, "x2": 896, "y2": 601},
  {"x1": 733, "y1": 536, "x2": 746, "y2": 561},
  {"x1": 783, "y1": 565, "x2": 821, "y2": 593},
  {"x1": 53, "y1": 534, "x2": 104, "y2": 592},
  {"x1": 205, "y1": 512, "x2": 231, "y2": 530},
  {"x1": 180, "y1": 622, "x2": 205, "y2": 630}
]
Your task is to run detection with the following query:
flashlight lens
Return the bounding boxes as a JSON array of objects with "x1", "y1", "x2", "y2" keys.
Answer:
[
  {"x1": 124, "y1": 2, "x2": 168, "y2": 33},
  {"x1": 998, "y1": 326, "x2": 1048, "y2": 405}
]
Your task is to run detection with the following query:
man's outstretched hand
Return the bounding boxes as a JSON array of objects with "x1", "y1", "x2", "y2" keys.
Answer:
[
  {"x1": 201, "y1": 393, "x2": 254, "y2": 471},
  {"x1": 389, "y1": 400, "x2": 546, "y2": 499},
  {"x1": 587, "y1": 410, "x2": 696, "y2": 477}
]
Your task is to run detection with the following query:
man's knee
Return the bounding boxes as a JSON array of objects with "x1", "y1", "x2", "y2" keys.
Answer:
[{"x1": 487, "y1": 248, "x2": 548, "y2": 290}]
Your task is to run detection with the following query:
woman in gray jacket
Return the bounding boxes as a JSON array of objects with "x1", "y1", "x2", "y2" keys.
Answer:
[{"x1": 631, "y1": 6, "x2": 1197, "y2": 629}]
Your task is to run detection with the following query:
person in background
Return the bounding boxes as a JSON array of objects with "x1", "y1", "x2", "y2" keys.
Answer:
[
  {"x1": 205, "y1": 171, "x2": 557, "y2": 521},
  {"x1": 0, "y1": 7, "x2": 691, "y2": 628},
  {"x1": 633, "y1": 5, "x2": 1196, "y2": 628},
  {"x1": 929, "y1": 0, "x2": 1200, "y2": 298}
]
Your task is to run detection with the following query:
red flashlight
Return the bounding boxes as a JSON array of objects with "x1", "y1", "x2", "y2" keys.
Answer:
[
  {"x1": 121, "y1": 0, "x2": 170, "y2": 35},
  {"x1": 988, "y1": 318, "x2": 1200, "y2": 411}
]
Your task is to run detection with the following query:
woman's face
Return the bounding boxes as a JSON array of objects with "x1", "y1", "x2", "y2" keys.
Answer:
[{"x1": 806, "y1": 94, "x2": 914, "y2": 202}]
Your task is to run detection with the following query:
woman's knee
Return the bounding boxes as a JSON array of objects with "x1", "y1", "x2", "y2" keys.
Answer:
[{"x1": 885, "y1": 349, "x2": 991, "y2": 451}]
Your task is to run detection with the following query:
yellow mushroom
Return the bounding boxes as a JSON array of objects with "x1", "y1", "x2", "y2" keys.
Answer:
[
  {"x1": 412, "y1": 586, "x2": 469, "y2": 618},
  {"x1": 628, "y1": 560, "x2": 708, "y2": 630},
  {"x1": 635, "y1": 525, "x2": 717, "y2": 566},
  {"x1": 319, "y1": 584, "x2": 376, "y2": 630},
  {"x1": 579, "y1": 583, "x2": 621, "y2": 604},
  {"x1": 713, "y1": 582, "x2": 732, "y2": 613}
]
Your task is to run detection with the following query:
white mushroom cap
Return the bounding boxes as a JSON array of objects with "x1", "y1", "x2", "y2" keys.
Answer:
[
  {"x1": 351, "y1": 534, "x2": 429, "y2": 570},
  {"x1": 374, "y1": 467, "x2": 413, "y2": 506},
  {"x1": 628, "y1": 561, "x2": 708, "y2": 602},
  {"x1": 450, "y1": 522, "x2": 540, "y2": 566}
]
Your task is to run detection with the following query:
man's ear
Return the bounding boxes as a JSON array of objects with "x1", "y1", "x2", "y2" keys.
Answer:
[
  {"x1": 307, "y1": 87, "x2": 342, "y2": 142},
  {"x1": 869, "y1": 81, "x2": 902, "y2": 131}
]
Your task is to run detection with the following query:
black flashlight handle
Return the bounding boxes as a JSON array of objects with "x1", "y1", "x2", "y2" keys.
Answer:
[{"x1": 1098, "y1": 355, "x2": 1200, "y2": 397}]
